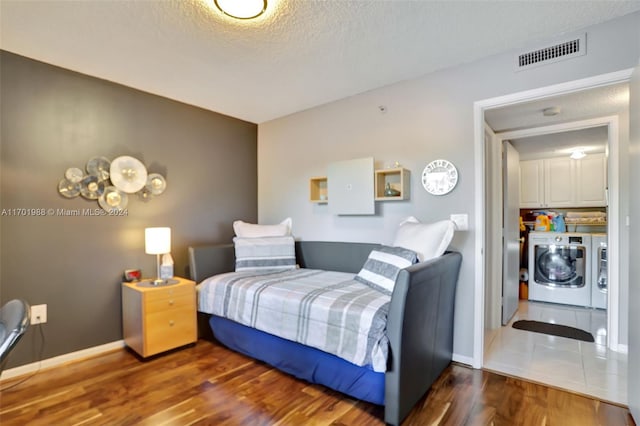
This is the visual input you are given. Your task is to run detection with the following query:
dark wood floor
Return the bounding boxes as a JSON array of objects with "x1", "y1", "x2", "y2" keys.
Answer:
[{"x1": 0, "y1": 339, "x2": 634, "y2": 425}]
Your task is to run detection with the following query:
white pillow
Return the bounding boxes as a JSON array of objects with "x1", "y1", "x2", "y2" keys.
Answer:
[
  {"x1": 233, "y1": 217, "x2": 292, "y2": 238},
  {"x1": 392, "y1": 217, "x2": 455, "y2": 262}
]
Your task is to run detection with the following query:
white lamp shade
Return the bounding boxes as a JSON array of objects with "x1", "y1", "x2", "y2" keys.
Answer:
[{"x1": 145, "y1": 227, "x2": 171, "y2": 255}]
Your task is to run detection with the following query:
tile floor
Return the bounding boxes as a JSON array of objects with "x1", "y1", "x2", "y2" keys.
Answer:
[{"x1": 484, "y1": 300, "x2": 628, "y2": 405}]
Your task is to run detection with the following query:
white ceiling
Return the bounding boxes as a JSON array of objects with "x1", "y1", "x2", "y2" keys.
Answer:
[
  {"x1": 1, "y1": 1, "x2": 640, "y2": 124},
  {"x1": 485, "y1": 83, "x2": 629, "y2": 133},
  {"x1": 485, "y1": 82, "x2": 628, "y2": 160},
  {"x1": 508, "y1": 127, "x2": 608, "y2": 160}
]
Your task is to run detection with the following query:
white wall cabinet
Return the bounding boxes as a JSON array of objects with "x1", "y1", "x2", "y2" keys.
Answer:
[
  {"x1": 544, "y1": 157, "x2": 577, "y2": 207},
  {"x1": 310, "y1": 161, "x2": 410, "y2": 210},
  {"x1": 519, "y1": 159, "x2": 544, "y2": 208},
  {"x1": 576, "y1": 154, "x2": 608, "y2": 207},
  {"x1": 520, "y1": 154, "x2": 607, "y2": 208},
  {"x1": 327, "y1": 157, "x2": 375, "y2": 215}
]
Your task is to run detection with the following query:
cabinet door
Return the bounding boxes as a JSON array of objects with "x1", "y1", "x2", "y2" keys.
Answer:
[
  {"x1": 520, "y1": 160, "x2": 544, "y2": 208},
  {"x1": 576, "y1": 153, "x2": 607, "y2": 207},
  {"x1": 544, "y1": 157, "x2": 576, "y2": 207},
  {"x1": 327, "y1": 157, "x2": 375, "y2": 215}
]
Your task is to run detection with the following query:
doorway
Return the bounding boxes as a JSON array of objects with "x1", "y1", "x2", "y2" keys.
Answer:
[
  {"x1": 474, "y1": 77, "x2": 628, "y2": 403},
  {"x1": 472, "y1": 69, "x2": 633, "y2": 401},
  {"x1": 492, "y1": 119, "x2": 614, "y2": 327}
]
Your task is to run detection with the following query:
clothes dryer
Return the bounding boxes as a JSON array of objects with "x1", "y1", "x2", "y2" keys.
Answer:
[
  {"x1": 528, "y1": 232, "x2": 591, "y2": 307},
  {"x1": 591, "y1": 233, "x2": 607, "y2": 310}
]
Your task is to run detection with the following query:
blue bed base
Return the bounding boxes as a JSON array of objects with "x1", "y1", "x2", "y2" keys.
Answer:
[{"x1": 209, "y1": 315, "x2": 385, "y2": 405}]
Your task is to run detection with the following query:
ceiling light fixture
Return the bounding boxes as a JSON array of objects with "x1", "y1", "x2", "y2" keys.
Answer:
[
  {"x1": 214, "y1": 0, "x2": 267, "y2": 20},
  {"x1": 570, "y1": 149, "x2": 586, "y2": 160}
]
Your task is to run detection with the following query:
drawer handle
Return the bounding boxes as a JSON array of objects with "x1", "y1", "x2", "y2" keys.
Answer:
[
  {"x1": 168, "y1": 300, "x2": 174, "y2": 306},
  {"x1": 169, "y1": 320, "x2": 175, "y2": 327}
]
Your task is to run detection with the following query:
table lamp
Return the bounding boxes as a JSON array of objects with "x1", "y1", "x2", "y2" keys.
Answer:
[{"x1": 145, "y1": 227, "x2": 171, "y2": 285}]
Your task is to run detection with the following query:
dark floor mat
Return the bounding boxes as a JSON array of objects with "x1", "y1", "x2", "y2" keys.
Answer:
[{"x1": 512, "y1": 320, "x2": 595, "y2": 342}]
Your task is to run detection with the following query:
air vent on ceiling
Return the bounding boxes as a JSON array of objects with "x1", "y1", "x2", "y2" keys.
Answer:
[{"x1": 515, "y1": 34, "x2": 586, "y2": 71}]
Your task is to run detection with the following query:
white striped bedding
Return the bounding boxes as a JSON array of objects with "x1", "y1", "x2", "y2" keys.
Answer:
[{"x1": 197, "y1": 268, "x2": 392, "y2": 372}]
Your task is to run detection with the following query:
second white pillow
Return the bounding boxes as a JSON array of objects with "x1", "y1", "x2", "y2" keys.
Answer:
[
  {"x1": 392, "y1": 216, "x2": 455, "y2": 262},
  {"x1": 233, "y1": 217, "x2": 292, "y2": 238}
]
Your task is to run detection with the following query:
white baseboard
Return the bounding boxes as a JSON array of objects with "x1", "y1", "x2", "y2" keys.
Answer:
[
  {"x1": 0, "y1": 340, "x2": 125, "y2": 381},
  {"x1": 452, "y1": 353, "x2": 474, "y2": 367},
  {"x1": 616, "y1": 344, "x2": 628, "y2": 354}
]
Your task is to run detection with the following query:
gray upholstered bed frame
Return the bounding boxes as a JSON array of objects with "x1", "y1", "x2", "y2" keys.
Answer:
[{"x1": 188, "y1": 241, "x2": 462, "y2": 425}]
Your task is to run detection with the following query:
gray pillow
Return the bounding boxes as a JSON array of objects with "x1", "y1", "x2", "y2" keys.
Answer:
[
  {"x1": 234, "y1": 236, "x2": 297, "y2": 272},
  {"x1": 355, "y1": 245, "x2": 418, "y2": 294}
]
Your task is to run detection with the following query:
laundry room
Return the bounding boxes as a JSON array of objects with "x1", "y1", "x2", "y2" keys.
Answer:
[
  {"x1": 510, "y1": 124, "x2": 611, "y2": 349},
  {"x1": 517, "y1": 130, "x2": 609, "y2": 312},
  {"x1": 481, "y1": 80, "x2": 629, "y2": 405}
]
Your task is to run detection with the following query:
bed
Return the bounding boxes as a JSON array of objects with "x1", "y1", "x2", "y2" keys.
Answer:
[{"x1": 189, "y1": 240, "x2": 462, "y2": 425}]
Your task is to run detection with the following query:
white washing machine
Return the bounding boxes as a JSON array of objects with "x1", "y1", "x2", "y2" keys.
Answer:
[
  {"x1": 591, "y1": 233, "x2": 608, "y2": 310},
  {"x1": 528, "y1": 232, "x2": 592, "y2": 307}
]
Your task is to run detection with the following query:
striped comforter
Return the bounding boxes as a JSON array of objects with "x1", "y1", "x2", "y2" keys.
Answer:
[{"x1": 197, "y1": 268, "x2": 392, "y2": 372}]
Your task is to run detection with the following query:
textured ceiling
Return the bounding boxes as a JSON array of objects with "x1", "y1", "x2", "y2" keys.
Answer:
[
  {"x1": 2, "y1": 1, "x2": 640, "y2": 123},
  {"x1": 509, "y1": 127, "x2": 608, "y2": 160},
  {"x1": 485, "y1": 82, "x2": 628, "y2": 160},
  {"x1": 485, "y1": 83, "x2": 630, "y2": 132}
]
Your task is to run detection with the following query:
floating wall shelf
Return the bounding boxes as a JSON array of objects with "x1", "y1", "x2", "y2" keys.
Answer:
[
  {"x1": 375, "y1": 168, "x2": 410, "y2": 201},
  {"x1": 309, "y1": 176, "x2": 328, "y2": 203}
]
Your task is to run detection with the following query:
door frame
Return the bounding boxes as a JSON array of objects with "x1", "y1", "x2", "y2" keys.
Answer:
[{"x1": 472, "y1": 68, "x2": 633, "y2": 368}]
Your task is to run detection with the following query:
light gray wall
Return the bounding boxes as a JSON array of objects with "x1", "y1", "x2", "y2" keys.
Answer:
[
  {"x1": 627, "y1": 60, "x2": 640, "y2": 421},
  {"x1": 258, "y1": 12, "x2": 640, "y2": 360},
  {"x1": 0, "y1": 51, "x2": 257, "y2": 368}
]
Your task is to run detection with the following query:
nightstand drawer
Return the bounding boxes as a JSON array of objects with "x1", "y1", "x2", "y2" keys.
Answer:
[
  {"x1": 145, "y1": 291, "x2": 194, "y2": 314},
  {"x1": 146, "y1": 308, "x2": 197, "y2": 355},
  {"x1": 144, "y1": 285, "x2": 193, "y2": 303}
]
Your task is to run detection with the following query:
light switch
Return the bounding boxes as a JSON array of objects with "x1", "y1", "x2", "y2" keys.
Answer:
[{"x1": 450, "y1": 214, "x2": 468, "y2": 231}]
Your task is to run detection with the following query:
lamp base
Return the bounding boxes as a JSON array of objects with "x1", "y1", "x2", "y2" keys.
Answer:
[{"x1": 137, "y1": 278, "x2": 180, "y2": 288}]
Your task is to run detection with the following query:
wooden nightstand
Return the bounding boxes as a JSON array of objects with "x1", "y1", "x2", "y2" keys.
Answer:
[{"x1": 122, "y1": 277, "x2": 197, "y2": 358}]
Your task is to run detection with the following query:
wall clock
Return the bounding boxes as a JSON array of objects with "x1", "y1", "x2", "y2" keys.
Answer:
[{"x1": 421, "y1": 159, "x2": 458, "y2": 195}]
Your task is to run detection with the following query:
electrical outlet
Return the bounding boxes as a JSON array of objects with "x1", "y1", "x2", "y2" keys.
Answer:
[
  {"x1": 450, "y1": 214, "x2": 469, "y2": 231},
  {"x1": 30, "y1": 304, "x2": 47, "y2": 324}
]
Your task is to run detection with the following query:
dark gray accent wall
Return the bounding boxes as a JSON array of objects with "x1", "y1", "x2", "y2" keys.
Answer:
[{"x1": 0, "y1": 51, "x2": 257, "y2": 368}]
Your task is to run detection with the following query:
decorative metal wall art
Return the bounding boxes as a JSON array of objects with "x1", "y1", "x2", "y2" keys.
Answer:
[{"x1": 58, "y1": 156, "x2": 167, "y2": 211}]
